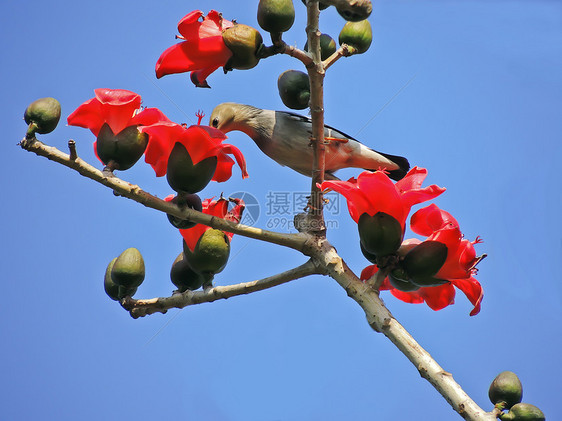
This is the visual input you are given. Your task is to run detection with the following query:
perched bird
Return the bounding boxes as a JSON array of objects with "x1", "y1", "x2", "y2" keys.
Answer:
[{"x1": 209, "y1": 103, "x2": 410, "y2": 180}]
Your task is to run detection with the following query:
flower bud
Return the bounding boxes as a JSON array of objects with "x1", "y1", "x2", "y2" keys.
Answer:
[
  {"x1": 358, "y1": 212, "x2": 403, "y2": 257},
  {"x1": 170, "y1": 252, "x2": 213, "y2": 292},
  {"x1": 257, "y1": 0, "x2": 295, "y2": 33},
  {"x1": 501, "y1": 403, "x2": 545, "y2": 421},
  {"x1": 167, "y1": 193, "x2": 203, "y2": 229},
  {"x1": 304, "y1": 33, "x2": 337, "y2": 60},
  {"x1": 277, "y1": 70, "x2": 310, "y2": 110},
  {"x1": 222, "y1": 24, "x2": 264, "y2": 70},
  {"x1": 489, "y1": 371, "x2": 523, "y2": 410},
  {"x1": 402, "y1": 241, "x2": 448, "y2": 282},
  {"x1": 339, "y1": 19, "x2": 372, "y2": 54},
  {"x1": 183, "y1": 229, "x2": 231, "y2": 275},
  {"x1": 24, "y1": 97, "x2": 61, "y2": 134},
  {"x1": 111, "y1": 248, "x2": 145, "y2": 289},
  {"x1": 96, "y1": 124, "x2": 148, "y2": 171},
  {"x1": 166, "y1": 143, "x2": 218, "y2": 194}
]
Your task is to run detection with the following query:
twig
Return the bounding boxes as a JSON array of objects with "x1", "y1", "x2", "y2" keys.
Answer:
[
  {"x1": 19, "y1": 136, "x2": 311, "y2": 252},
  {"x1": 122, "y1": 259, "x2": 322, "y2": 318},
  {"x1": 323, "y1": 44, "x2": 354, "y2": 70}
]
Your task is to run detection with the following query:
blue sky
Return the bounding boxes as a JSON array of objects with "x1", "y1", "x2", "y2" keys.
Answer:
[{"x1": 2, "y1": 1, "x2": 561, "y2": 420}]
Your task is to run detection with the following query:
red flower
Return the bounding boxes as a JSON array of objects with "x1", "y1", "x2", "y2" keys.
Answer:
[
  {"x1": 361, "y1": 264, "x2": 483, "y2": 316},
  {"x1": 67, "y1": 88, "x2": 167, "y2": 167},
  {"x1": 320, "y1": 167, "x2": 445, "y2": 228},
  {"x1": 411, "y1": 204, "x2": 482, "y2": 280},
  {"x1": 178, "y1": 197, "x2": 245, "y2": 252},
  {"x1": 140, "y1": 121, "x2": 248, "y2": 182},
  {"x1": 155, "y1": 10, "x2": 234, "y2": 88},
  {"x1": 67, "y1": 88, "x2": 165, "y2": 137}
]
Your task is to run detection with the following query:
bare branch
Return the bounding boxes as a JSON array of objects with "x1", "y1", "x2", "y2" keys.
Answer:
[
  {"x1": 310, "y1": 238, "x2": 496, "y2": 421},
  {"x1": 122, "y1": 259, "x2": 323, "y2": 318},
  {"x1": 323, "y1": 44, "x2": 354, "y2": 70},
  {"x1": 19, "y1": 136, "x2": 312, "y2": 252}
]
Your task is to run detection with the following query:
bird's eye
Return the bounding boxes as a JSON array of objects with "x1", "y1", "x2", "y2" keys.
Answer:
[{"x1": 212, "y1": 118, "x2": 219, "y2": 128}]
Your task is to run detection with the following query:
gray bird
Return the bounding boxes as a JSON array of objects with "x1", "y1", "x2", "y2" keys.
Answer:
[{"x1": 209, "y1": 103, "x2": 410, "y2": 180}]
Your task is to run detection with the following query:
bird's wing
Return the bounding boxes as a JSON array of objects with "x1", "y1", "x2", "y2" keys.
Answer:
[{"x1": 281, "y1": 111, "x2": 357, "y2": 142}]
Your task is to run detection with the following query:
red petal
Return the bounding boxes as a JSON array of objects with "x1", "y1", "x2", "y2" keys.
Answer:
[
  {"x1": 93, "y1": 88, "x2": 141, "y2": 135},
  {"x1": 177, "y1": 10, "x2": 206, "y2": 38},
  {"x1": 390, "y1": 289, "x2": 425, "y2": 304},
  {"x1": 356, "y1": 171, "x2": 405, "y2": 225},
  {"x1": 360, "y1": 264, "x2": 378, "y2": 281},
  {"x1": 67, "y1": 98, "x2": 105, "y2": 137},
  {"x1": 214, "y1": 144, "x2": 248, "y2": 181},
  {"x1": 320, "y1": 179, "x2": 371, "y2": 222},
  {"x1": 411, "y1": 204, "x2": 459, "y2": 236},
  {"x1": 450, "y1": 277, "x2": 483, "y2": 316},
  {"x1": 155, "y1": 38, "x2": 232, "y2": 79},
  {"x1": 177, "y1": 10, "x2": 233, "y2": 39},
  {"x1": 130, "y1": 107, "x2": 171, "y2": 127},
  {"x1": 418, "y1": 284, "x2": 456, "y2": 311},
  {"x1": 395, "y1": 166, "x2": 428, "y2": 192},
  {"x1": 142, "y1": 122, "x2": 187, "y2": 177}
]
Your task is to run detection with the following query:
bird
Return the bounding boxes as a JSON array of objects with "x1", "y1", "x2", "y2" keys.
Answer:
[{"x1": 208, "y1": 102, "x2": 410, "y2": 181}]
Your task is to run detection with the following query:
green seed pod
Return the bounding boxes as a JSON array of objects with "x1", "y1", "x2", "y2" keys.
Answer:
[
  {"x1": 388, "y1": 269, "x2": 420, "y2": 292},
  {"x1": 111, "y1": 248, "x2": 145, "y2": 288},
  {"x1": 501, "y1": 403, "x2": 545, "y2": 421},
  {"x1": 304, "y1": 33, "x2": 338, "y2": 60},
  {"x1": 300, "y1": 0, "x2": 329, "y2": 10},
  {"x1": 402, "y1": 241, "x2": 448, "y2": 282},
  {"x1": 339, "y1": 19, "x2": 372, "y2": 54},
  {"x1": 166, "y1": 142, "x2": 217, "y2": 194},
  {"x1": 96, "y1": 124, "x2": 148, "y2": 171},
  {"x1": 170, "y1": 252, "x2": 213, "y2": 292},
  {"x1": 360, "y1": 242, "x2": 377, "y2": 264},
  {"x1": 104, "y1": 257, "x2": 137, "y2": 301},
  {"x1": 277, "y1": 70, "x2": 310, "y2": 110},
  {"x1": 167, "y1": 193, "x2": 203, "y2": 229},
  {"x1": 183, "y1": 230, "x2": 231, "y2": 275},
  {"x1": 336, "y1": 1, "x2": 372, "y2": 22},
  {"x1": 489, "y1": 371, "x2": 523, "y2": 409},
  {"x1": 24, "y1": 97, "x2": 61, "y2": 134},
  {"x1": 358, "y1": 212, "x2": 403, "y2": 257},
  {"x1": 257, "y1": 0, "x2": 295, "y2": 33},
  {"x1": 222, "y1": 24, "x2": 264, "y2": 70}
]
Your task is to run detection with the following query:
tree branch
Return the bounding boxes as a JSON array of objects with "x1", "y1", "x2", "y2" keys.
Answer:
[
  {"x1": 122, "y1": 259, "x2": 323, "y2": 318},
  {"x1": 19, "y1": 136, "x2": 311, "y2": 252},
  {"x1": 323, "y1": 44, "x2": 354, "y2": 70},
  {"x1": 309, "y1": 237, "x2": 496, "y2": 421}
]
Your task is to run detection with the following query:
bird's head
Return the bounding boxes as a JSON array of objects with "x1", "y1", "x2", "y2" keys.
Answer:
[{"x1": 209, "y1": 102, "x2": 239, "y2": 134}]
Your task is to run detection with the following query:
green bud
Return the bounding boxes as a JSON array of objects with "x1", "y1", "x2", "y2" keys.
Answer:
[
  {"x1": 111, "y1": 248, "x2": 145, "y2": 289},
  {"x1": 339, "y1": 19, "x2": 372, "y2": 54},
  {"x1": 166, "y1": 142, "x2": 217, "y2": 194},
  {"x1": 388, "y1": 269, "x2": 420, "y2": 292},
  {"x1": 96, "y1": 124, "x2": 148, "y2": 171},
  {"x1": 183, "y1": 229, "x2": 231, "y2": 275},
  {"x1": 500, "y1": 403, "x2": 545, "y2": 421},
  {"x1": 170, "y1": 252, "x2": 213, "y2": 292},
  {"x1": 24, "y1": 97, "x2": 61, "y2": 134},
  {"x1": 402, "y1": 241, "x2": 448, "y2": 282},
  {"x1": 277, "y1": 70, "x2": 310, "y2": 110},
  {"x1": 167, "y1": 193, "x2": 203, "y2": 229},
  {"x1": 222, "y1": 24, "x2": 264, "y2": 70},
  {"x1": 336, "y1": 1, "x2": 372, "y2": 22},
  {"x1": 489, "y1": 371, "x2": 523, "y2": 410},
  {"x1": 257, "y1": 0, "x2": 295, "y2": 33},
  {"x1": 104, "y1": 257, "x2": 138, "y2": 301},
  {"x1": 304, "y1": 33, "x2": 337, "y2": 60},
  {"x1": 358, "y1": 212, "x2": 403, "y2": 257}
]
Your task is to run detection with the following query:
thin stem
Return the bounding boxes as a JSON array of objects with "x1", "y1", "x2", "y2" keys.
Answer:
[
  {"x1": 122, "y1": 259, "x2": 322, "y2": 318},
  {"x1": 19, "y1": 136, "x2": 312, "y2": 252},
  {"x1": 323, "y1": 44, "x2": 354, "y2": 70}
]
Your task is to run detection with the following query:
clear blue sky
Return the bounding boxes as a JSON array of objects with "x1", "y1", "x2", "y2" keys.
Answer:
[{"x1": 2, "y1": 1, "x2": 560, "y2": 420}]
